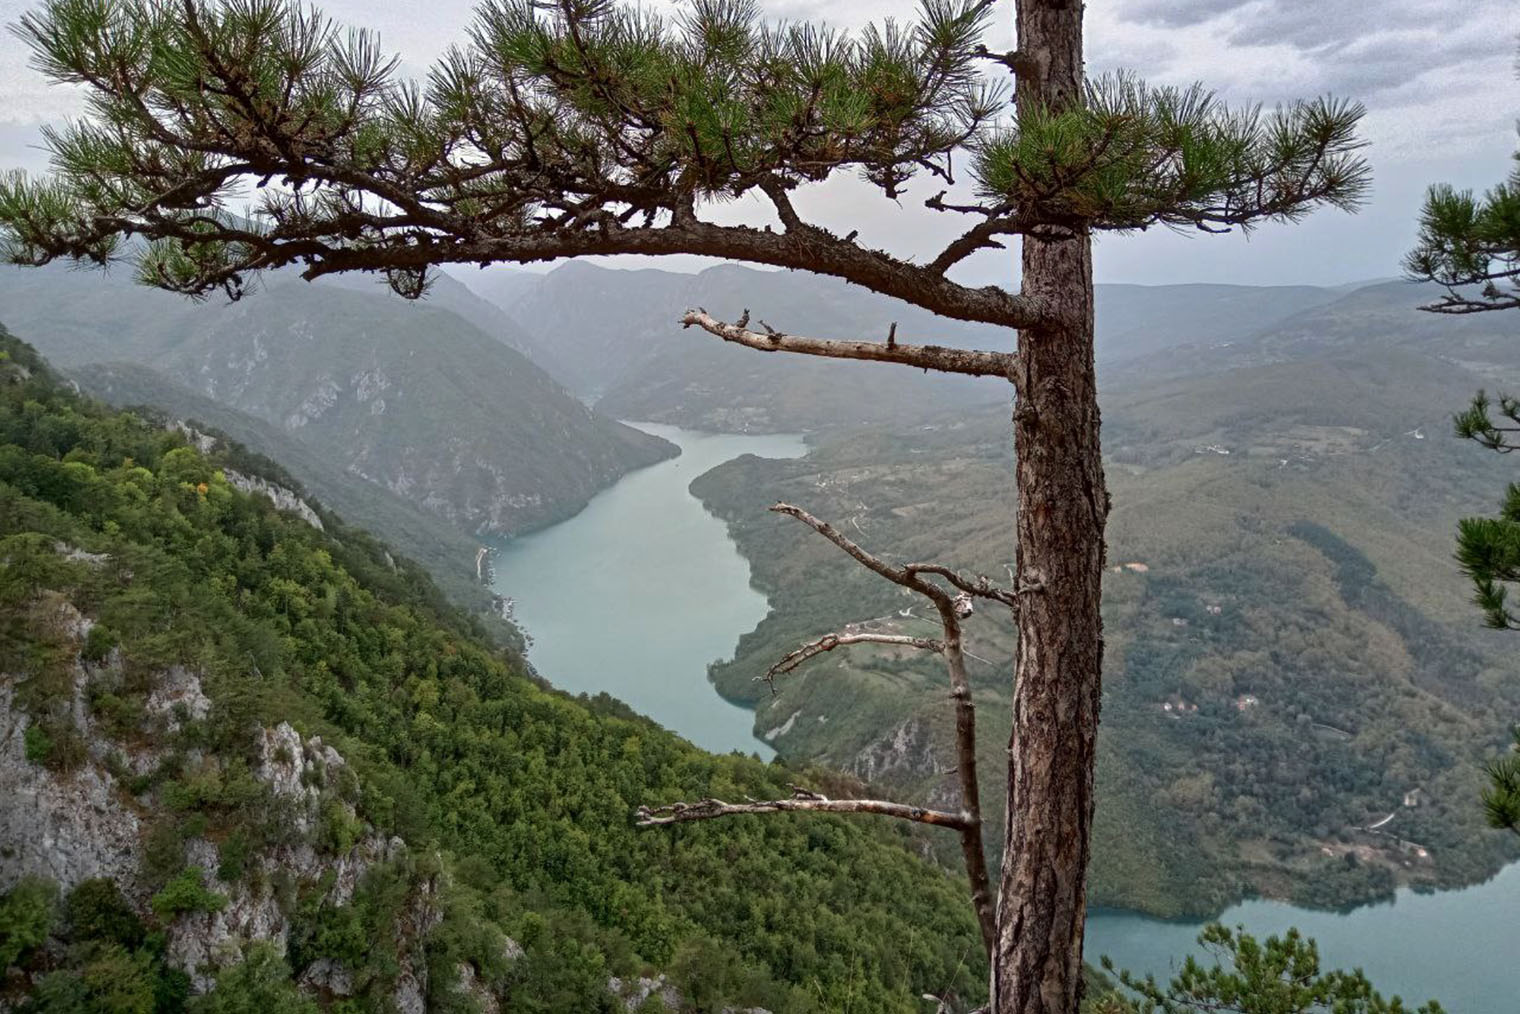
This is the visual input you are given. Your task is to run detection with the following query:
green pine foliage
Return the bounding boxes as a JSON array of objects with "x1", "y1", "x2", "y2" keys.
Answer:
[
  {"x1": 973, "y1": 75, "x2": 1367, "y2": 231},
  {"x1": 0, "y1": 324, "x2": 984, "y2": 1010},
  {"x1": 1449, "y1": 393, "x2": 1520, "y2": 629},
  {"x1": 1407, "y1": 153, "x2": 1520, "y2": 312},
  {"x1": 1410, "y1": 85, "x2": 1520, "y2": 834},
  {"x1": 1094, "y1": 925, "x2": 1442, "y2": 1014},
  {"x1": 1440, "y1": 394, "x2": 1520, "y2": 837},
  {"x1": 1482, "y1": 727, "x2": 1520, "y2": 835},
  {"x1": 0, "y1": 0, "x2": 1366, "y2": 298}
]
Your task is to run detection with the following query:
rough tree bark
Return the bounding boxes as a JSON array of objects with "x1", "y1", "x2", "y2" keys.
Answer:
[{"x1": 991, "y1": 2, "x2": 1107, "y2": 1013}]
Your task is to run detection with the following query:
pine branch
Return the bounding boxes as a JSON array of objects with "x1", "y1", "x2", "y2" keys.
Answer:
[
  {"x1": 1484, "y1": 731, "x2": 1520, "y2": 835},
  {"x1": 972, "y1": 76, "x2": 1370, "y2": 234},
  {"x1": 642, "y1": 499, "x2": 1017, "y2": 953},
  {"x1": 756, "y1": 501, "x2": 1028, "y2": 954},
  {"x1": 926, "y1": 210, "x2": 1071, "y2": 275},
  {"x1": 903, "y1": 562, "x2": 1039, "y2": 607},
  {"x1": 0, "y1": 0, "x2": 1045, "y2": 327},
  {"x1": 1407, "y1": 176, "x2": 1520, "y2": 314}
]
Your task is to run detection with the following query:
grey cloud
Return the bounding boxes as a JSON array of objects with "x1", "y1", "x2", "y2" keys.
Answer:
[
  {"x1": 1224, "y1": 0, "x2": 1449, "y2": 52},
  {"x1": 1117, "y1": 0, "x2": 1513, "y2": 101},
  {"x1": 1291, "y1": 31, "x2": 1500, "y2": 98},
  {"x1": 1119, "y1": 0, "x2": 1254, "y2": 30}
]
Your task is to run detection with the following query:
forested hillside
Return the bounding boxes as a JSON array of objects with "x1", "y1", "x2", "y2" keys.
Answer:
[
  {"x1": 693, "y1": 330, "x2": 1520, "y2": 918},
  {"x1": 64, "y1": 361, "x2": 519, "y2": 648},
  {"x1": 0, "y1": 265, "x2": 674, "y2": 537},
  {"x1": 0, "y1": 330, "x2": 988, "y2": 1012}
]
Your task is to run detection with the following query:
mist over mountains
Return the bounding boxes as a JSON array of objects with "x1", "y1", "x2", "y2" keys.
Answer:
[
  {"x1": 0, "y1": 262, "x2": 674, "y2": 538},
  {"x1": 464, "y1": 261, "x2": 1479, "y2": 433}
]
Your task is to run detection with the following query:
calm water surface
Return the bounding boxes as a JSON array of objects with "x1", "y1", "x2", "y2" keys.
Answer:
[
  {"x1": 493, "y1": 421, "x2": 1518, "y2": 1009},
  {"x1": 1086, "y1": 858, "x2": 1520, "y2": 1011},
  {"x1": 490, "y1": 422, "x2": 805, "y2": 757}
]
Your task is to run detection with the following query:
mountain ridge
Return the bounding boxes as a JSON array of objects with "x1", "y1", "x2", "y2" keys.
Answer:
[
  {"x1": 0, "y1": 328, "x2": 990, "y2": 1012},
  {"x1": 463, "y1": 262, "x2": 1356, "y2": 432},
  {"x1": 0, "y1": 264, "x2": 676, "y2": 538}
]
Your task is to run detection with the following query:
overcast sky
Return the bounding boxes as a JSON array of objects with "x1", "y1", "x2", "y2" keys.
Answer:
[{"x1": 0, "y1": 0, "x2": 1514, "y2": 288}]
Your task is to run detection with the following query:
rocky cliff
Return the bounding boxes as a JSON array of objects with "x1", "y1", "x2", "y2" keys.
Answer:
[{"x1": 0, "y1": 591, "x2": 449, "y2": 1011}]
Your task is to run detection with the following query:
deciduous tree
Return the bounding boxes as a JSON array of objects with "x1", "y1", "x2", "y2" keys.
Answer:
[{"x1": 0, "y1": 1, "x2": 1370, "y2": 1010}]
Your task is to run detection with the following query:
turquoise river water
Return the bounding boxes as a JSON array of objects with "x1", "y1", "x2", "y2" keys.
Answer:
[{"x1": 492, "y1": 423, "x2": 1519, "y2": 1012}]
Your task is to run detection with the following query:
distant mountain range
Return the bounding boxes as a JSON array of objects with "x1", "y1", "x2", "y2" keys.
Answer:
[
  {"x1": 0, "y1": 264, "x2": 674, "y2": 537},
  {"x1": 464, "y1": 261, "x2": 1368, "y2": 430},
  {"x1": 654, "y1": 270, "x2": 1520, "y2": 917}
]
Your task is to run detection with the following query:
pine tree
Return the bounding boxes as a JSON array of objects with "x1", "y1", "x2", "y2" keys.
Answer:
[
  {"x1": 1406, "y1": 134, "x2": 1520, "y2": 312},
  {"x1": 1097, "y1": 924, "x2": 1444, "y2": 1013},
  {"x1": 0, "y1": 2, "x2": 1370, "y2": 1010},
  {"x1": 1409, "y1": 108, "x2": 1520, "y2": 839}
]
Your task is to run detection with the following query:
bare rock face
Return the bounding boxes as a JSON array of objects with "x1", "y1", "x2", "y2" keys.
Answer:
[
  {"x1": 166, "y1": 839, "x2": 291, "y2": 991},
  {"x1": 163, "y1": 725, "x2": 432, "y2": 996},
  {"x1": 391, "y1": 873, "x2": 443, "y2": 1014},
  {"x1": 163, "y1": 831, "x2": 414, "y2": 993},
  {"x1": 223, "y1": 469, "x2": 324, "y2": 530},
  {"x1": 300, "y1": 958, "x2": 356, "y2": 998},
  {"x1": 610, "y1": 974, "x2": 684, "y2": 1012},
  {"x1": 0, "y1": 634, "x2": 440, "y2": 1009},
  {"x1": 607, "y1": 974, "x2": 774, "y2": 1014},
  {"x1": 145, "y1": 665, "x2": 212, "y2": 731},
  {"x1": 0, "y1": 679, "x2": 144, "y2": 896},
  {"x1": 849, "y1": 717, "x2": 946, "y2": 785},
  {"x1": 455, "y1": 962, "x2": 502, "y2": 1014}
]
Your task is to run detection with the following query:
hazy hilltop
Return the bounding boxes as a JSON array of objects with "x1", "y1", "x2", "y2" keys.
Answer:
[
  {"x1": 0, "y1": 264, "x2": 674, "y2": 538},
  {"x1": 467, "y1": 262, "x2": 1350, "y2": 431},
  {"x1": 1105, "y1": 279, "x2": 1520, "y2": 387},
  {"x1": 687, "y1": 283, "x2": 1520, "y2": 918}
]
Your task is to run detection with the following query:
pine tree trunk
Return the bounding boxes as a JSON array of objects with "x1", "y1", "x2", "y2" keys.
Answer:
[{"x1": 990, "y1": 2, "x2": 1106, "y2": 1013}]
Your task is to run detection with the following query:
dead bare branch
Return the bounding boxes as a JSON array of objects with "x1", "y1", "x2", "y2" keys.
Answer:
[
  {"x1": 926, "y1": 212, "x2": 1077, "y2": 275},
  {"x1": 763, "y1": 631, "x2": 944, "y2": 690},
  {"x1": 640, "y1": 500, "x2": 1019, "y2": 954},
  {"x1": 904, "y1": 562, "x2": 1041, "y2": 607},
  {"x1": 972, "y1": 45, "x2": 1037, "y2": 77},
  {"x1": 636, "y1": 787, "x2": 972, "y2": 830},
  {"x1": 680, "y1": 310, "x2": 1018, "y2": 379},
  {"x1": 760, "y1": 502, "x2": 1005, "y2": 953}
]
